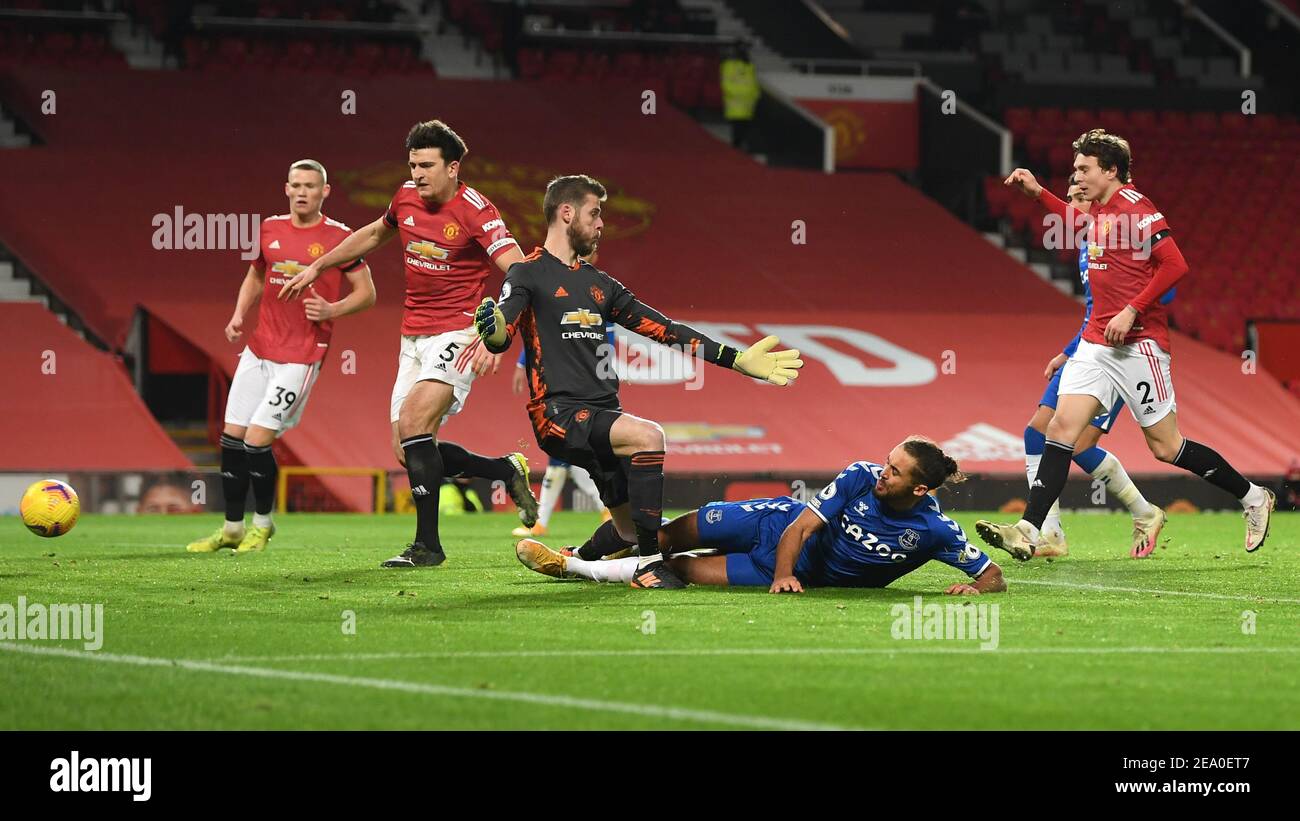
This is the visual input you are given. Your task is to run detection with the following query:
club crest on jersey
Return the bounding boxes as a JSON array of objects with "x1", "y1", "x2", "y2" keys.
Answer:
[
  {"x1": 406, "y1": 240, "x2": 449, "y2": 261},
  {"x1": 900, "y1": 529, "x2": 920, "y2": 550},
  {"x1": 705, "y1": 508, "x2": 723, "y2": 524},
  {"x1": 575, "y1": 409, "x2": 591, "y2": 423},
  {"x1": 589, "y1": 286, "x2": 605, "y2": 304},
  {"x1": 307, "y1": 242, "x2": 325, "y2": 258},
  {"x1": 443, "y1": 223, "x2": 460, "y2": 240},
  {"x1": 561, "y1": 309, "x2": 603, "y2": 328}
]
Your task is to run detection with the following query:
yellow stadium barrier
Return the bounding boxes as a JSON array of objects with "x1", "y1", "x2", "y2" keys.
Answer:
[{"x1": 276, "y1": 467, "x2": 386, "y2": 514}]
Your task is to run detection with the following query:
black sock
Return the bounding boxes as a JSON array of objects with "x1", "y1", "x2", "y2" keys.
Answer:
[
  {"x1": 1173, "y1": 439, "x2": 1251, "y2": 499},
  {"x1": 403, "y1": 435, "x2": 443, "y2": 550},
  {"x1": 627, "y1": 451, "x2": 665, "y2": 558},
  {"x1": 245, "y1": 443, "x2": 278, "y2": 517},
  {"x1": 220, "y1": 433, "x2": 249, "y2": 523},
  {"x1": 437, "y1": 441, "x2": 513, "y2": 481},
  {"x1": 1024, "y1": 440, "x2": 1073, "y2": 529},
  {"x1": 577, "y1": 519, "x2": 636, "y2": 561}
]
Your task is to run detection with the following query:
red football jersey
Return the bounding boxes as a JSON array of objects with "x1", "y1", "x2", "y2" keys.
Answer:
[
  {"x1": 1082, "y1": 184, "x2": 1174, "y2": 351},
  {"x1": 250, "y1": 214, "x2": 363, "y2": 364},
  {"x1": 384, "y1": 181, "x2": 519, "y2": 336}
]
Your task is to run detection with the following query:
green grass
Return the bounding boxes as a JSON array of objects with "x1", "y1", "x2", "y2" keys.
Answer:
[{"x1": 1, "y1": 510, "x2": 1297, "y2": 730}]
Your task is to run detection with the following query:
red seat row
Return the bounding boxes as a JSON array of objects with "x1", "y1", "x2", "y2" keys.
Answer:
[
  {"x1": 516, "y1": 47, "x2": 721, "y2": 110},
  {"x1": 181, "y1": 35, "x2": 431, "y2": 74}
]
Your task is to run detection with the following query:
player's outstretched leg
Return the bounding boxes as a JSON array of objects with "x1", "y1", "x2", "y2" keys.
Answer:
[
  {"x1": 1146, "y1": 417, "x2": 1275, "y2": 552},
  {"x1": 238, "y1": 433, "x2": 279, "y2": 553},
  {"x1": 565, "y1": 518, "x2": 636, "y2": 561},
  {"x1": 187, "y1": 430, "x2": 249, "y2": 553},
  {"x1": 437, "y1": 440, "x2": 538, "y2": 528}
]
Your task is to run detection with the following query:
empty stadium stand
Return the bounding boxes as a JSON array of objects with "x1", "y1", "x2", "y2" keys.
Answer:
[{"x1": 0, "y1": 302, "x2": 190, "y2": 471}]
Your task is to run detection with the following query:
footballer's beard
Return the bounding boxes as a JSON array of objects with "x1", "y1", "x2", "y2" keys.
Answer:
[
  {"x1": 568, "y1": 223, "x2": 600, "y2": 259},
  {"x1": 873, "y1": 483, "x2": 915, "y2": 508}
]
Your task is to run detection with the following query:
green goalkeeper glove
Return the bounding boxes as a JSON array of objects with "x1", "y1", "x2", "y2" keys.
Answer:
[
  {"x1": 474, "y1": 297, "x2": 507, "y2": 348},
  {"x1": 732, "y1": 335, "x2": 803, "y2": 386}
]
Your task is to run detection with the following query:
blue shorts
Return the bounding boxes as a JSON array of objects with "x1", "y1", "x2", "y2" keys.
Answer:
[
  {"x1": 696, "y1": 497, "x2": 804, "y2": 587},
  {"x1": 1040, "y1": 364, "x2": 1125, "y2": 433}
]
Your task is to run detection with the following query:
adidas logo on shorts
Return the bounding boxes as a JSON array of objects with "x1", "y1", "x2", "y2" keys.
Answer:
[{"x1": 1143, "y1": 406, "x2": 1156, "y2": 415}]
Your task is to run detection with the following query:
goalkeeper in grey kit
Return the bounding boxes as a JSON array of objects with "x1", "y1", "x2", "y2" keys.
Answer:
[{"x1": 474, "y1": 174, "x2": 804, "y2": 589}]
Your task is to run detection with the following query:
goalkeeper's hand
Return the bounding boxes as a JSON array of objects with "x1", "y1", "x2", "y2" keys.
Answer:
[
  {"x1": 474, "y1": 297, "x2": 506, "y2": 347},
  {"x1": 732, "y1": 335, "x2": 803, "y2": 386}
]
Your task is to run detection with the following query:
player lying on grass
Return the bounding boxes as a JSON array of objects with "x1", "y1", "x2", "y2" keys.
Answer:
[
  {"x1": 475, "y1": 174, "x2": 804, "y2": 589},
  {"x1": 188, "y1": 159, "x2": 375, "y2": 554},
  {"x1": 278, "y1": 120, "x2": 538, "y2": 567},
  {"x1": 515, "y1": 436, "x2": 1007, "y2": 595},
  {"x1": 1025, "y1": 176, "x2": 1170, "y2": 559},
  {"x1": 980, "y1": 129, "x2": 1275, "y2": 562}
]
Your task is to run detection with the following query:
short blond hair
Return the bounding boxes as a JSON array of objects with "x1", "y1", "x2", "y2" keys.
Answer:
[{"x1": 289, "y1": 158, "x2": 327, "y2": 184}]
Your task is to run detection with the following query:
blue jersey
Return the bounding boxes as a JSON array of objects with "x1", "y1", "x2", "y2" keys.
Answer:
[
  {"x1": 801, "y1": 461, "x2": 991, "y2": 588},
  {"x1": 1064, "y1": 239, "x2": 1176, "y2": 357}
]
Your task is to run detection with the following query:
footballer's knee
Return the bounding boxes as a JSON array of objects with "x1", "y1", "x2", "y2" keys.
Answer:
[
  {"x1": 1148, "y1": 437, "x2": 1182, "y2": 463},
  {"x1": 633, "y1": 420, "x2": 666, "y2": 452},
  {"x1": 1043, "y1": 416, "x2": 1082, "y2": 447},
  {"x1": 390, "y1": 426, "x2": 405, "y2": 465},
  {"x1": 223, "y1": 423, "x2": 247, "y2": 440},
  {"x1": 1027, "y1": 405, "x2": 1052, "y2": 434}
]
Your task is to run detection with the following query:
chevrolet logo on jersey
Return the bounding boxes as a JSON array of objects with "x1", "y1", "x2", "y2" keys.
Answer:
[
  {"x1": 405, "y1": 240, "x2": 449, "y2": 260},
  {"x1": 271, "y1": 260, "x2": 305, "y2": 277},
  {"x1": 561, "y1": 308, "x2": 605, "y2": 341},
  {"x1": 1088, "y1": 244, "x2": 1104, "y2": 258},
  {"x1": 561, "y1": 309, "x2": 603, "y2": 328}
]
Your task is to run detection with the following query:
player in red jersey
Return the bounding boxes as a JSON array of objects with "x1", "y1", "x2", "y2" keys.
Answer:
[
  {"x1": 187, "y1": 159, "x2": 376, "y2": 554},
  {"x1": 977, "y1": 130, "x2": 1275, "y2": 559},
  {"x1": 280, "y1": 120, "x2": 539, "y2": 567}
]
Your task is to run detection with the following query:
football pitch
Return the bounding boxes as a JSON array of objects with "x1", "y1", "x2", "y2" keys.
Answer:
[{"x1": 2, "y1": 510, "x2": 1297, "y2": 731}]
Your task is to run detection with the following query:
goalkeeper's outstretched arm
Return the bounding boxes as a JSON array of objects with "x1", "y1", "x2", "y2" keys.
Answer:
[{"x1": 606, "y1": 280, "x2": 804, "y2": 386}]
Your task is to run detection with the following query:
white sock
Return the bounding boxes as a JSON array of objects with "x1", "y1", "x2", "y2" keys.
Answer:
[
  {"x1": 252, "y1": 512, "x2": 273, "y2": 529},
  {"x1": 1017, "y1": 519, "x2": 1040, "y2": 542},
  {"x1": 1242, "y1": 483, "x2": 1266, "y2": 509},
  {"x1": 223, "y1": 520, "x2": 245, "y2": 537},
  {"x1": 636, "y1": 553, "x2": 663, "y2": 570},
  {"x1": 1091, "y1": 453, "x2": 1154, "y2": 517},
  {"x1": 567, "y1": 555, "x2": 640, "y2": 583},
  {"x1": 1042, "y1": 500, "x2": 1062, "y2": 535},
  {"x1": 568, "y1": 464, "x2": 603, "y2": 508},
  {"x1": 537, "y1": 465, "x2": 567, "y2": 527},
  {"x1": 1025, "y1": 452, "x2": 1040, "y2": 489}
]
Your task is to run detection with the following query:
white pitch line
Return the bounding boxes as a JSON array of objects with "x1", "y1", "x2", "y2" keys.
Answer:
[
  {"x1": 1013, "y1": 579, "x2": 1300, "y2": 604},
  {"x1": 196, "y1": 646, "x2": 1300, "y2": 663},
  {"x1": 0, "y1": 642, "x2": 849, "y2": 732}
]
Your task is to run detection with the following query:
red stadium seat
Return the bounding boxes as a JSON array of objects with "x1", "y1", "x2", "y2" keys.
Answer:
[
  {"x1": 1189, "y1": 111, "x2": 1218, "y2": 133},
  {"x1": 1158, "y1": 110, "x2": 1190, "y2": 130},
  {"x1": 1004, "y1": 107, "x2": 1033, "y2": 134},
  {"x1": 1065, "y1": 108, "x2": 1095, "y2": 131}
]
